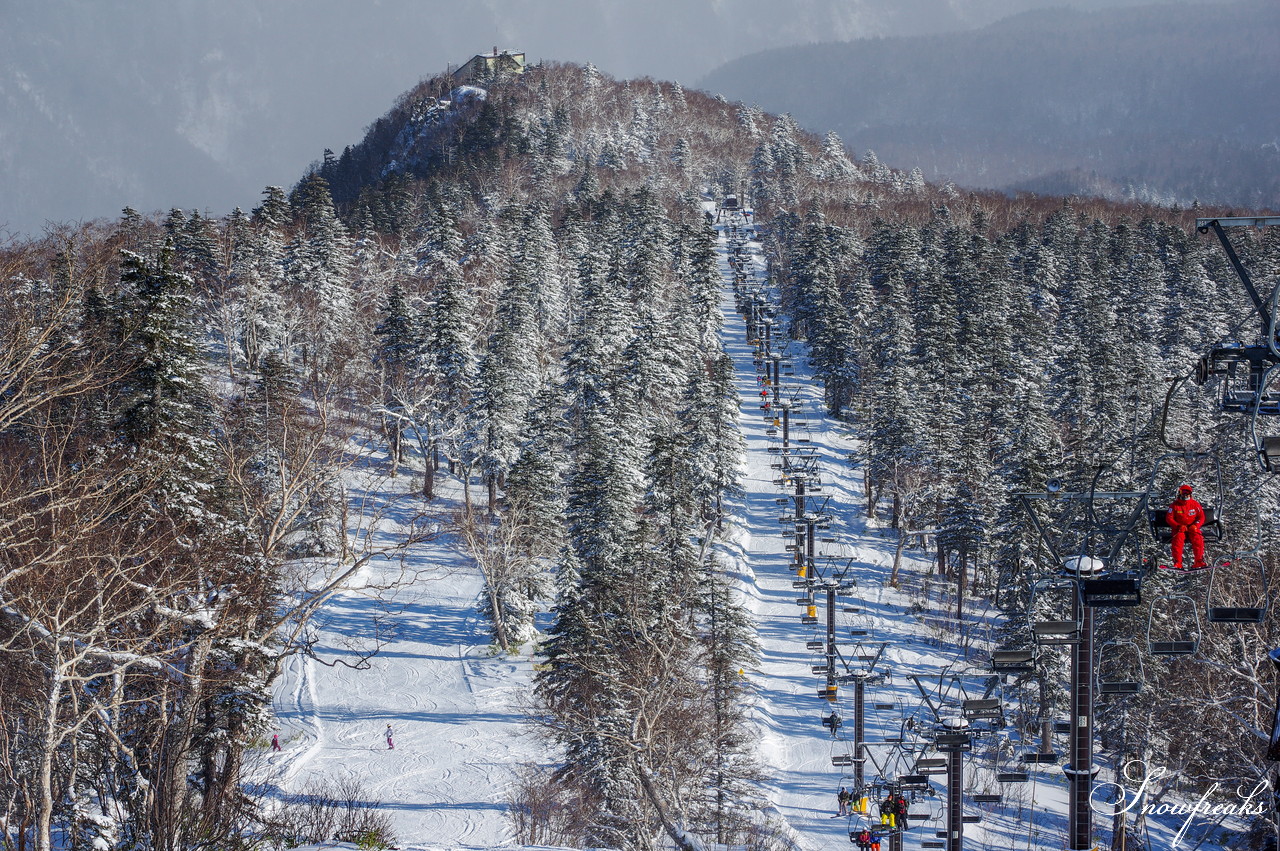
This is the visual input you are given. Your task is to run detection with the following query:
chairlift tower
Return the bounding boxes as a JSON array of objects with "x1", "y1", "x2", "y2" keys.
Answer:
[
  {"x1": 937, "y1": 725, "x2": 971, "y2": 851},
  {"x1": 1017, "y1": 484, "x2": 1150, "y2": 851},
  {"x1": 906, "y1": 671, "x2": 1005, "y2": 851}
]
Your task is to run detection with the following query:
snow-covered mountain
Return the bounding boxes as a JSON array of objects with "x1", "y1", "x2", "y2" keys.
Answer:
[{"x1": 1, "y1": 0, "x2": 1197, "y2": 238}]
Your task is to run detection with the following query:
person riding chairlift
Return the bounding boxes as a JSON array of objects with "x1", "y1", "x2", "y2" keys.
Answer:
[{"x1": 1166, "y1": 483, "x2": 1207, "y2": 570}]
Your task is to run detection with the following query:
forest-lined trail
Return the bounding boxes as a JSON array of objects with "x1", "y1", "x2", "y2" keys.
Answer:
[{"x1": 710, "y1": 217, "x2": 1051, "y2": 851}]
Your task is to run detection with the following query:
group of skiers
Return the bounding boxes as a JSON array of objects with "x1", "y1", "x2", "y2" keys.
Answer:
[
  {"x1": 837, "y1": 787, "x2": 909, "y2": 847},
  {"x1": 851, "y1": 827, "x2": 882, "y2": 851},
  {"x1": 878, "y1": 792, "x2": 909, "y2": 827}
]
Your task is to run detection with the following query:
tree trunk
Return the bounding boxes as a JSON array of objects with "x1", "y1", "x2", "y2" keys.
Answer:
[
  {"x1": 486, "y1": 582, "x2": 510, "y2": 654},
  {"x1": 633, "y1": 758, "x2": 699, "y2": 851},
  {"x1": 34, "y1": 666, "x2": 63, "y2": 851},
  {"x1": 154, "y1": 633, "x2": 212, "y2": 851},
  {"x1": 388, "y1": 422, "x2": 401, "y2": 478},
  {"x1": 890, "y1": 530, "x2": 907, "y2": 588},
  {"x1": 462, "y1": 464, "x2": 472, "y2": 515},
  {"x1": 413, "y1": 429, "x2": 434, "y2": 500}
]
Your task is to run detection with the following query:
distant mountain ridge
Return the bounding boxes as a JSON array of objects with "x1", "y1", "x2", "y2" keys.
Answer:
[
  {"x1": 699, "y1": 0, "x2": 1280, "y2": 209},
  {"x1": 1, "y1": 0, "x2": 1198, "y2": 237}
]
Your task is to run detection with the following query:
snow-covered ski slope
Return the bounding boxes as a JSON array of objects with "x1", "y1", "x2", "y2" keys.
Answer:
[
  {"x1": 265, "y1": 474, "x2": 542, "y2": 849},
  {"x1": 264, "y1": 208, "x2": 1228, "y2": 851}
]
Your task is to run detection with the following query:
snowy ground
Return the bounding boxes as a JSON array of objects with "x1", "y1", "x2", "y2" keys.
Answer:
[{"x1": 262, "y1": 209, "x2": 1240, "y2": 851}]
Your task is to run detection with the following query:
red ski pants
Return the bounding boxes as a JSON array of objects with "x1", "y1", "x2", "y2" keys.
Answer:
[{"x1": 1171, "y1": 525, "x2": 1205, "y2": 567}]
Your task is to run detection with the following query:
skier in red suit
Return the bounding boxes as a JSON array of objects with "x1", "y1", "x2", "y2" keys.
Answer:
[{"x1": 1166, "y1": 484, "x2": 1206, "y2": 570}]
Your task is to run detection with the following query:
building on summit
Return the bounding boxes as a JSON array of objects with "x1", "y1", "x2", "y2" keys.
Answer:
[{"x1": 452, "y1": 48, "x2": 526, "y2": 84}]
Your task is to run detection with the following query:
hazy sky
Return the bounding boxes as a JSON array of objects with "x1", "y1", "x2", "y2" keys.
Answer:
[{"x1": 0, "y1": 0, "x2": 1192, "y2": 238}]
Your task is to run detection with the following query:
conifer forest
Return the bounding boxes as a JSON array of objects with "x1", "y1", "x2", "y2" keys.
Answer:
[{"x1": 2, "y1": 60, "x2": 1279, "y2": 851}]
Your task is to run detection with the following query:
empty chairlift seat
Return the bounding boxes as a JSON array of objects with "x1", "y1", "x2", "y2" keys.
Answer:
[
  {"x1": 914, "y1": 758, "x2": 948, "y2": 775},
  {"x1": 1079, "y1": 575, "x2": 1142, "y2": 607},
  {"x1": 1206, "y1": 553, "x2": 1268, "y2": 623},
  {"x1": 1097, "y1": 640, "x2": 1144, "y2": 695},
  {"x1": 991, "y1": 649, "x2": 1036, "y2": 672},
  {"x1": 1032, "y1": 620, "x2": 1081, "y2": 644},
  {"x1": 1146, "y1": 593, "x2": 1200, "y2": 656},
  {"x1": 961, "y1": 699, "x2": 1003, "y2": 721},
  {"x1": 996, "y1": 772, "x2": 1030, "y2": 783}
]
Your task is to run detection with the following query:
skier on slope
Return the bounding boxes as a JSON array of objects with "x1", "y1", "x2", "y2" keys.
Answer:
[
  {"x1": 1166, "y1": 484, "x2": 1207, "y2": 570},
  {"x1": 385, "y1": 724, "x2": 395, "y2": 750}
]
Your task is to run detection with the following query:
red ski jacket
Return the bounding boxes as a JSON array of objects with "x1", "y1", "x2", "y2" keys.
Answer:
[{"x1": 1166, "y1": 497, "x2": 1205, "y2": 530}]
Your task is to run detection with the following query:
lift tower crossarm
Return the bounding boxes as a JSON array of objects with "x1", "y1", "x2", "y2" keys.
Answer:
[
  {"x1": 1197, "y1": 216, "x2": 1280, "y2": 229},
  {"x1": 1195, "y1": 218, "x2": 1275, "y2": 335}
]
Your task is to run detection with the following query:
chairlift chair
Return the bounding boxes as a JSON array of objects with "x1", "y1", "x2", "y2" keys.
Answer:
[
  {"x1": 913, "y1": 758, "x2": 948, "y2": 776},
  {"x1": 1195, "y1": 344, "x2": 1280, "y2": 413},
  {"x1": 1096, "y1": 640, "x2": 1144, "y2": 695},
  {"x1": 961, "y1": 698, "x2": 1003, "y2": 722},
  {"x1": 1080, "y1": 573, "x2": 1143, "y2": 607},
  {"x1": 991, "y1": 648, "x2": 1036, "y2": 673},
  {"x1": 1148, "y1": 504, "x2": 1224, "y2": 545},
  {"x1": 991, "y1": 735, "x2": 1032, "y2": 782},
  {"x1": 1032, "y1": 620, "x2": 1080, "y2": 645},
  {"x1": 996, "y1": 771, "x2": 1030, "y2": 783},
  {"x1": 1251, "y1": 363, "x2": 1280, "y2": 471},
  {"x1": 1146, "y1": 592, "x2": 1201, "y2": 655},
  {"x1": 1205, "y1": 552, "x2": 1267, "y2": 623},
  {"x1": 1028, "y1": 577, "x2": 1081, "y2": 645}
]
